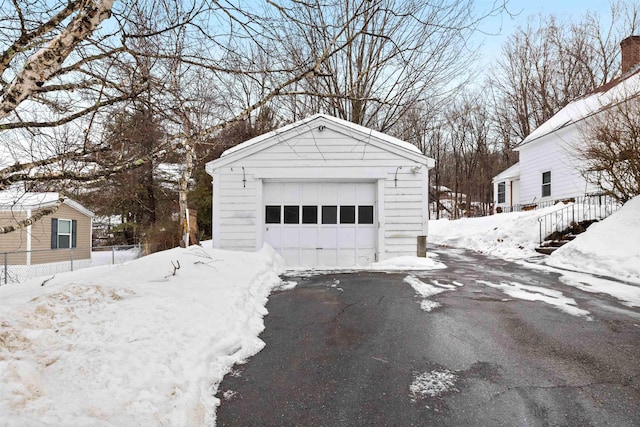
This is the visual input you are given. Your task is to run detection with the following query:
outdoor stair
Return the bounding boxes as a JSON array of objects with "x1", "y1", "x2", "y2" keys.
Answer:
[
  {"x1": 534, "y1": 196, "x2": 621, "y2": 256},
  {"x1": 535, "y1": 221, "x2": 591, "y2": 255},
  {"x1": 535, "y1": 237, "x2": 574, "y2": 255}
]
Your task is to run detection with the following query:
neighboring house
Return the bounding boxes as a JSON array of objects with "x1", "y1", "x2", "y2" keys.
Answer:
[
  {"x1": 0, "y1": 192, "x2": 94, "y2": 267},
  {"x1": 205, "y1": 114, "x2": 434, "y2": 267},
  {"x1": 493, "y1": 35, "x2": 640, "y2": 211}
]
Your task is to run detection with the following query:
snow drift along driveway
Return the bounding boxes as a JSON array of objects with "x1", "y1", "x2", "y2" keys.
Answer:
[{"x1": 0, "y1": 245, "x2": 284, "y2": 426}]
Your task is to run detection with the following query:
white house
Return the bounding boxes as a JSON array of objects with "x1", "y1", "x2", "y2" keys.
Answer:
[
  {"x1": 493, "y1": 35, "x2": 640, "y2": 211},
  {"x1": 205, "y1": 114, "x2": 435, "y2": 267}
]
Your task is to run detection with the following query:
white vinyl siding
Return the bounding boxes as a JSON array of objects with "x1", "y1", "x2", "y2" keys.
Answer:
[
  {"x1": 517, "y1": 126, "x2": 599, "y2": 204},
  {"x1": 210, "y1": 123, "x2": 429, "y2": 264}
]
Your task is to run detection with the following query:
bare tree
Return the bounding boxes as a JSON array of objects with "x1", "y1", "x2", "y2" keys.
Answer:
[
  {"x1": 578, "y1": 95, "x2": 640, "y2": 203},
  {"x1": 488, "y1": 1, "x2": 640, "y2": 149},
  {"x1": 273, "y1": 0, "x2": 507, "y2": 131}
]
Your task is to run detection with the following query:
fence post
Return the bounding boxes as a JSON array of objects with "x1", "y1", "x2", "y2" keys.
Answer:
[
  {"x1": 572, "y1": 204, "x2": 575, "y2": 226},
  {"x1": 112, "y1": 246, "x2": 115, "y2": 265},
  {"x1": 70, "y1": 248, "x2": 74, "y2": 271},
  {"x1": 539, "y1": 218, "x2": 543, "y2": 244},
  {"x1": 3, "y1": 252, "x2": 7, "y2": 285}
]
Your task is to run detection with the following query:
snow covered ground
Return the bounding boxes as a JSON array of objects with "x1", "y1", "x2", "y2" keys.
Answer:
[
  {"x1": 0, "y1": 245, "x2": 284, "y2": 426},
  {"x1": 429, "y1": 196, "x2": 640, "y2": 300}
]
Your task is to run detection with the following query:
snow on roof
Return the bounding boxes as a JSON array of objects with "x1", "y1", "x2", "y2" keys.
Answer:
[
  {"x1": 517, "y1": 69, "x2": 640, "y2": 148},
  {"x1": 0, "y1": 191, "x2": 94, "y2": 217},
  {"x1": 0, "y1": 191, "x2": 60, "y2": 208},
  {"x1": 492, "y1": 162, "x2": 520, "y2": 182},
  {"x1": 221, "y1": 113, "x2": 422, "y2": 158}
]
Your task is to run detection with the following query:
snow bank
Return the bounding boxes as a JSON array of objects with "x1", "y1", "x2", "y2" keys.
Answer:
[
  {"x1": 546, "y1": 196, "x2": 640, "y2": 284},
  {"x1": 370, "y1": 255, "x2": 446, "y2": 270},
  {"x1": 0, "y1": 244, "x2": 284, "y2": 426},
  {"x1": 428, "y1": 205, "x2": 562, "y2": 260},
  {"x1": 429, "y1": 198, "x2": 640, "y2": 286}
]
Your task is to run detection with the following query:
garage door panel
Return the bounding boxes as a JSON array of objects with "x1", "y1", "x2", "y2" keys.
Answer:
[
  {"x1": 282, "y1": 228, "x2": 300, "y2": 248},
  {"x1": 337, "y1": 250, "x2": 356, "y2": 267},
  {"x1": 263, "y1": 183, "x2": 281, "y2": 202},
  {"x1": 356, "y1": 227, "x2": 376, "y2": 247},
  {"x1": 300, "y1": 249, "x2": 318, "y2": 266},
  {"x1": 318, "y1": 183, "x2": 339, "y2": 205},
  {"x1": 301, "y1": 183, "x2": 320, "y2": 205},
  {"x1": 281, "y1": 249, "x2": 299, "y2": 266},
  {"x1": 264, "y1": 227, "x2": 281, "y2": 247},
  {"x1": 283, "y1": 183, "x2": 303, "y2": 204},
  {"x1": 356, "y1": 183, "x2": 376, "y2": 203},
  {"x1": 338, "y1": 227, "x2": 356, "y2": 248},
  {"x1": 317, "y1": 250, "x2": 337, "y2": 266},
  {"x1": 299, "y1": 227, "x2": 319, "y2": 248},
  {"x1": 318, "y1": 227, "x2": 338, "y2": 248},
  {"x1": 338, "y1": 184, "x2": 357, "y2": 205},
  {"x1": 357, "y1": 250, "x2": 375, "y2": 265}
]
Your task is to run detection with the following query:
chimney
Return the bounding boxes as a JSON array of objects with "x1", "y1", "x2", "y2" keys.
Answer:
[{"x1": 621, "y1": 35, "x2": 640, "y2": 75}]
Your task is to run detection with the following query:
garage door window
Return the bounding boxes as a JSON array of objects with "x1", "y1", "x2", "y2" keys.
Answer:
[
  {"x1": 340, "y1": 206, "x2": 356, "y2": 224},
  {"x1": 302, "y1": 206, "x2": 318, "y2": 224},
  {"x1": 284, "y1": 205, "x2": 299, "y2": 224},
  {"x1": 265, "y1": 206, "x2": 281, "y2": 223},
  {"x1": 358, "y1": 206, "x2": 374, "y2": 224},
  {"x1": 322, "y1": 206, "x2": 337, "y2": 224}
]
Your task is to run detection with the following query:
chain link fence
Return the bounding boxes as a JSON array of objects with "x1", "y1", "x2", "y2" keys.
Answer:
[{"x1": 1, "y1": 245, "x2": 142, "y2": 286}]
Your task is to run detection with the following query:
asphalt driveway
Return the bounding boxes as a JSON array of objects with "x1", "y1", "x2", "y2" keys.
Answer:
[{"x1": 216, "y1": 247, "x2": 640, "y2": 426}]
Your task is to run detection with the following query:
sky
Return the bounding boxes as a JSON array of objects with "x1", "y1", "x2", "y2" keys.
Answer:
[{"x1": 477, "y1": 0, "x2": 616, "y2": 70}]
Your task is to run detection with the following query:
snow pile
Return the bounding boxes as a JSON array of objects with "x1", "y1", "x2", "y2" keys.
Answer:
[
  {"x1": 0, "y1": 245, "x2": 284, "y2": 426},
  {"x1": 546, "y1": 196, "x2": 640, "y2": 283},
  {"x1": 428, "y1": 205, "x2": 562, "y2": 260},
  {"x1": 409, "y1": 369, "x2": 457, "y2": 401},
  {"x1": 557, "y1": 273, "x2": 640, "y2": 308},
  {"x1": 477, "y1": 280, "x2": 591, "y2": 318},
  {"x1": 429, "y1": 198, "x2": 640, "y2": 285},
  {"x1": 285, "y1": 255, "x2": 447, "y2": 275}
]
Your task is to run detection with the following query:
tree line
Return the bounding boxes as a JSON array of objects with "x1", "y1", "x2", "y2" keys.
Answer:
[{"x1": 0, "y1": 0, "x2": 638, "y2": 245}]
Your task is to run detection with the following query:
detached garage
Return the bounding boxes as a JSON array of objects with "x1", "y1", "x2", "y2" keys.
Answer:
[{"x1": 205, "y1": 114, "x2": 434, "y2": 267}]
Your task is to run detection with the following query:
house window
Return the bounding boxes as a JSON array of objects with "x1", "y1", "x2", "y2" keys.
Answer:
[
  {"x1": 542, "y1": 171, "x2": 551, "y2": 197},
  {"x1": 497, "y1": 182, "x2": 506, "y2": 204},
  {"x1": 51, "y1": 218, "x2": 77, "y2": 249}
]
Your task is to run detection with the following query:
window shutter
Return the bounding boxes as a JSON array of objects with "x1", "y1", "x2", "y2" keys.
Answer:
[
  {"x1": 51, "y1": 218, "x2": 58, "y2": 249},
  {"x1": 72, "y1": 220, "x2": 78, "y2": 248}
]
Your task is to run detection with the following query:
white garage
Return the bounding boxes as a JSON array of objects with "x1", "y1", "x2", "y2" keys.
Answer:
[{"x1": 205, "y1": 114, "x2": 434, "y2": 267}]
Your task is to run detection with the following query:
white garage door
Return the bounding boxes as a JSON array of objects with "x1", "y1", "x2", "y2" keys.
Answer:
[{"x1": 263, "y1": 182, "x2": 376, "y2": 267}]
